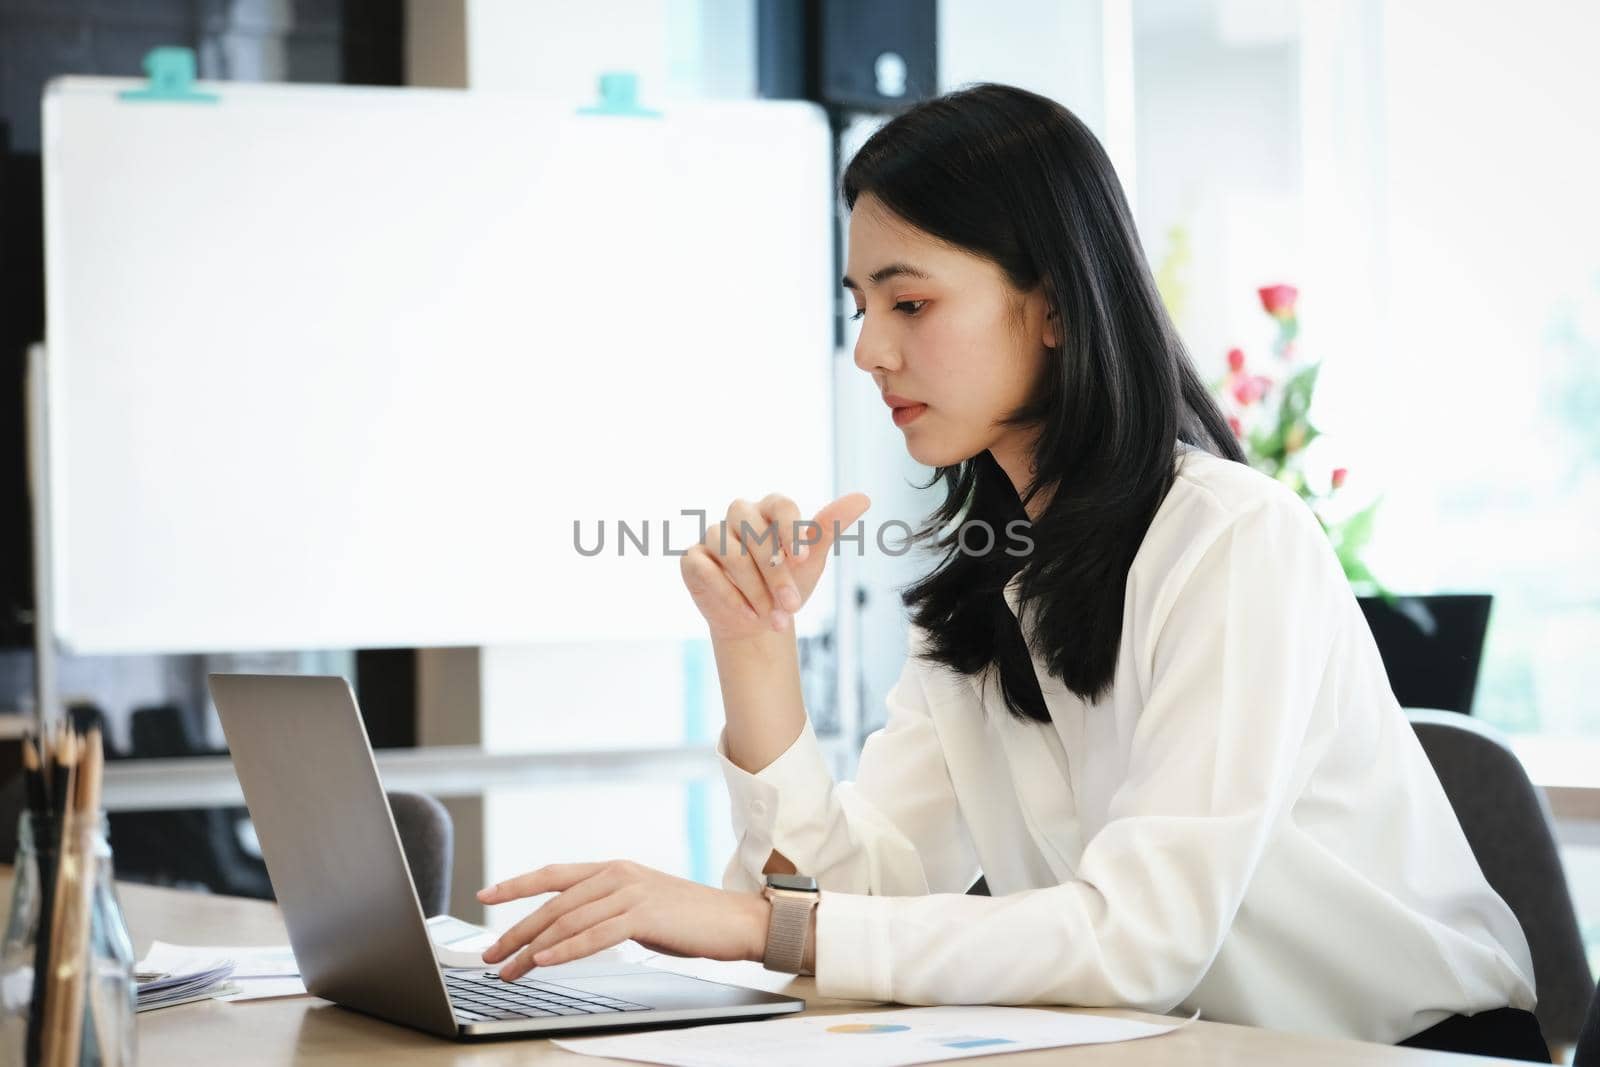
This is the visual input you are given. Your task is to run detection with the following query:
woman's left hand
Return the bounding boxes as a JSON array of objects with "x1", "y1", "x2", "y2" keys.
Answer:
[{"x1": 477, "y1": 860, "x2": 769, "y2": 982}]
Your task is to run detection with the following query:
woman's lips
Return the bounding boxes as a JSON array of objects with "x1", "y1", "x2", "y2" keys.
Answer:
[{"x1": 891, "y1": 403, "x2": 928, "y2": 427}]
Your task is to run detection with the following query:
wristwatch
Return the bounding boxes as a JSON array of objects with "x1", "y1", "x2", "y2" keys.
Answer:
[{"x1": 761, "y1": 873, "x2": 820, "y2": 974}]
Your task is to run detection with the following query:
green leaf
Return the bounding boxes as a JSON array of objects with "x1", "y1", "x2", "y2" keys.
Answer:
[
  {"x1": 1279, "y1": 363, "x2": 1321, "y2": 422},
  {"x1": 1248, "y1": 426, "x2": 1285, "y2": 469},
  {"x1": 1333, "y1": 498, "x2": 1382, "y2": 557},
  {"x1": 1340, "y1": 555, "x2": 1374, "y2": 586}
]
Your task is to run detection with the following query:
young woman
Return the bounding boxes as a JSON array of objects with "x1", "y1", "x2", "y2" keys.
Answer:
[{"x1": 476, "y1": 84, "x2": 1543, "y2": 1059}]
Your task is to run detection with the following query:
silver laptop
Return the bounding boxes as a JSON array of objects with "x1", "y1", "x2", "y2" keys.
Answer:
[{"x1": 208, "y1": 673, "x2": 805, "y2": 1039}]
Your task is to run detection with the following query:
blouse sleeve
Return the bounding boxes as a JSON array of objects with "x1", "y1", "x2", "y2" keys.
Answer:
[
  {"x1": 814, "y1": 496, "x2": 1344, "y2": 1009},
  {"x1": 717, "y1": 624, "x2": 980, "y2": 898}
]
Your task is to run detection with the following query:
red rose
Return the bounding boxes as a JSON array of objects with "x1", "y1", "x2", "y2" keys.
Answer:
[
  {"x1": 1258, "y1": 284, "x2": 1299, "y2": 319},
  {"x1": 1232, "y1": 374, "x2": 1271, "y2": 406},
  {"x1": 1228, "y1": 415, "x2": 1244, "y2": 437},
  {"x1": 1331, "y1": 467, "x2": 1348, "y2": 490},
  {"x1": 1227, "y1": 347, "x2": 1246, "y2": 373}
]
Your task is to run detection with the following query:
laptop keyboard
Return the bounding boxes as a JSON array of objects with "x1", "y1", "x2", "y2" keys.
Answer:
[{"x1": 445, "y1": 972, "x2": 650, "y2": 1023}]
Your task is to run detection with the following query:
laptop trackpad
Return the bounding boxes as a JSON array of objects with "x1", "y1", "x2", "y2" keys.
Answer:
[
  {"x1": 446, "y1": 955, "x2": 658, "y2": 991},
  {"x1": 555, "y1": 972, "x2": 786, "y2": 1009}
]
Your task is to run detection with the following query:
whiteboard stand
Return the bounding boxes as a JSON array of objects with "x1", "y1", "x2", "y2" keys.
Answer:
[{"x1": 26, "y1": 342, "x2": 60, "y2": 733}]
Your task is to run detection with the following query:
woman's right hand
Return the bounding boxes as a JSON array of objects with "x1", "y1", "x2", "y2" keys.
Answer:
[{"x1": 679, "y1": 492, "x2": 871, "y2": 641}]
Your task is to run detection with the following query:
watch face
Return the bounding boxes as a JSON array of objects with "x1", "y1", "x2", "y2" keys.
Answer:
[{"x1": 767, "y1": 873, "x2": 818, "y2": 893}]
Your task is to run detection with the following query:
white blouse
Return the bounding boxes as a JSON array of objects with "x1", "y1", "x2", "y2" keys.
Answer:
[{"x1": 717, "y1": 448, "x2": 1536, "y2": 1044}]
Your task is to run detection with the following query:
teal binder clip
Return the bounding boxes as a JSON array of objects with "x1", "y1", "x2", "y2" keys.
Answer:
[
  {"x1": 119, "y1": 46, "x2": 218, "y2": 104},
  {"x1": 577, "y1": 72, "x2": 660, "y2": 118}
]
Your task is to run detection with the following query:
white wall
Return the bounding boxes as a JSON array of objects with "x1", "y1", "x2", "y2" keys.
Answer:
[
  {"x1": 466, "y1": 0, "x2": 754, "y2": 100},
  {"x1": 1133, "y1": 0, "x2": 1301, "y2": 380},
  {"x1": 938, "y1": 0, "x2": 1135, "y2": 188},
  {"x1": 1367, "y1": 0, "x2": 1600, "y2": 736}
]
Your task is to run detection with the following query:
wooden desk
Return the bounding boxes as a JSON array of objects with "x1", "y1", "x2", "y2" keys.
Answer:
[{"x1": 0, "y1": 869, "x2": 1532, "y2": 1065}]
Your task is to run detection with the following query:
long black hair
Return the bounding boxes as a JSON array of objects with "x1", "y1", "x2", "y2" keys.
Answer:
[{"x1": 842, "y1": 83, "x2": 1244, "y2": 722}]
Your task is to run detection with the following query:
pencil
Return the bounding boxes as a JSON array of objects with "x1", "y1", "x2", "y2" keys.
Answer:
[
  {"x1": 77, "y1": 728, "x2": 103, "y2": 819},
  {"x1": 21, "y1": 734, "x2": 48, "y2": 815},
  {"x1": 54, "y1": 728, "x2": 102, "y2": 1067},
  {"x1": 48, "y1": 727, "x2": 75, "y2": 820},
  {"x1": 25, "y1": 726, "x2": 71, "y2": 1066},
  {"x1": 39, "y1": 731, "x2": 82, "y2": 1067}
]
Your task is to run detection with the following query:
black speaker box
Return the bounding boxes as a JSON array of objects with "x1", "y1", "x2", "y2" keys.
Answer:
[{"x1": 759, "y1": 0, "x2": 938, "y2": 111}]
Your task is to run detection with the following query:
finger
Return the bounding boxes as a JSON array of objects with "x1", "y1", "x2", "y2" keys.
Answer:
[
  {"x1": 727, "y1": 498, "x2": 785, "y2": 571},
  {"x1": 793, "y1": 493, "x2": 872, "y2": 580},
  {"x1": 700, "y1": 519, "x2": 773, "y2": 618},
  {"x1": 528, "y1": 915, "x2": 634, "y2": 970},
  {"x1": 757, "y1": 494, "x2": 807, "y2": 562},
  {"x1": 726, "y1": 500, "x2": 792, "y2": 630},
  {"x1": 791, "y1": 517, "x2": 823, "y2": 561},
  {"x1": 482, "y1": 868, "x2": 620, "y2": 964},
  {"x1": 680, "y1": 546, "x2": 760, "y2": 625},
  {"x1": 703, "y1": 510, "x2": 777, "y2": 621},
  {"x1": 476, "y1": 862, "x2": 608, "y2": 905},
  {"x1": 755, "y1": 495, "x2": 805, "y2": 616},
  {"x1": 500, "y1": 892, "x2": 636, "y2": 981},
  {"x1": 809, "y1": 492, "x2": 872, "y2": 556}
]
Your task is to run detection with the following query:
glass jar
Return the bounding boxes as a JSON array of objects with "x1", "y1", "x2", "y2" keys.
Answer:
[{"x1": 1, "y1": 811, "x2": 137, "y2": 1066}]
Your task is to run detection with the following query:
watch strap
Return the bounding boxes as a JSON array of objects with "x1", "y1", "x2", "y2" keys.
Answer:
[{"x1": 762, "y1": 888, "x2": 819, "y2": 974}]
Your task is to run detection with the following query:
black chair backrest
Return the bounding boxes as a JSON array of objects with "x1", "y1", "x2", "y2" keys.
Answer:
[
  {"x1": 1577, "y1": 978, "x2": 1600, "y2": 1066},
  {"x1": 129, "y1": 703, "x2": 203, "y2": 759},
  {"x1": 1360, "y1": 595, "x2": 1492, "y2": 714},
  {"x1": 388, "y1": 791, "x2": 453, "y2": 917},
  {"x1": 1410, "y1": 711, "x2": 1593, "y2": 1044}
]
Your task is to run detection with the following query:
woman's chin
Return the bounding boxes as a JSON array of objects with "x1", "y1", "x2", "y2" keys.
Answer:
[{"x1": 905, "y1": 433, "x2": 970, "y2": 469}]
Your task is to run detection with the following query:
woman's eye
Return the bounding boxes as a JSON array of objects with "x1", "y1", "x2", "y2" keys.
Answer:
[{"x1": 849, "y1": 300, "x2": 925, "y2": 321}]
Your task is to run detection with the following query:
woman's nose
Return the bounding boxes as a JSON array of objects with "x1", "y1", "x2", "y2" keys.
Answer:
[{"x1": 852, "y1": 318, "x2": 900, "y2": 376}]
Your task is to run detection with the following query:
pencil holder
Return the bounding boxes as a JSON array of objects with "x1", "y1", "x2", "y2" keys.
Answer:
[{"x1": 1, "y1": 811, "x2": 136, "y2": 1067}]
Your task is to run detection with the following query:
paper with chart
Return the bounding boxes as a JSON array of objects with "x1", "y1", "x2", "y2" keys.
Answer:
[{"x1": 552, "y1": 1005, "x2": 1196, "y2": 1067}]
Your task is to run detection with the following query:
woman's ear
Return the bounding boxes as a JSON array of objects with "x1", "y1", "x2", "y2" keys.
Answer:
[{"x1": 1024, "y1": 285, "x2": 1060, "y2": 350}]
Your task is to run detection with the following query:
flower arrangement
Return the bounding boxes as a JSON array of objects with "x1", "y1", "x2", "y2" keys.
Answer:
[{"x1": 1216, "y1": 284, "x2": 1384, "y2": 594}]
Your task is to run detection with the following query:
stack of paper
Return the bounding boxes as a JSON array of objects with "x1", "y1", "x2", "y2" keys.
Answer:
[
  {"x1": 129, "y1": 919, "x2": 513, "y2": 1007},
  {"x1": 126, "y1": 917, "x2": 659, "y2": 1013},
  {"x1": 136, "y1": 942, "x2": 307, "y2": 1003},
  {"x1": 135, "y1": 960, "x2": 237, "y2": 1013}
]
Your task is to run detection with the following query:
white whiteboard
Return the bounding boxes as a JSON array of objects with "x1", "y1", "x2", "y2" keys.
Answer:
[{"x1": 42, "y1": 78, "x2": 835, "y2": 653}]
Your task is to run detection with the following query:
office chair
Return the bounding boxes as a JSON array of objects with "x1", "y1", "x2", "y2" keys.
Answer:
[
  {"x1": 113, "y1": 703, "x2": 275, "y2": 898},
  {"x1": 388, "y1": 791, "x2": 453, "y2": 916},
  {"x1": 1577, "y1": 978, "x2": 1600, "y2": 1066},
  {"x1": 1409, "y1": 710, "x2": 1593, "y2": 1047}
]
